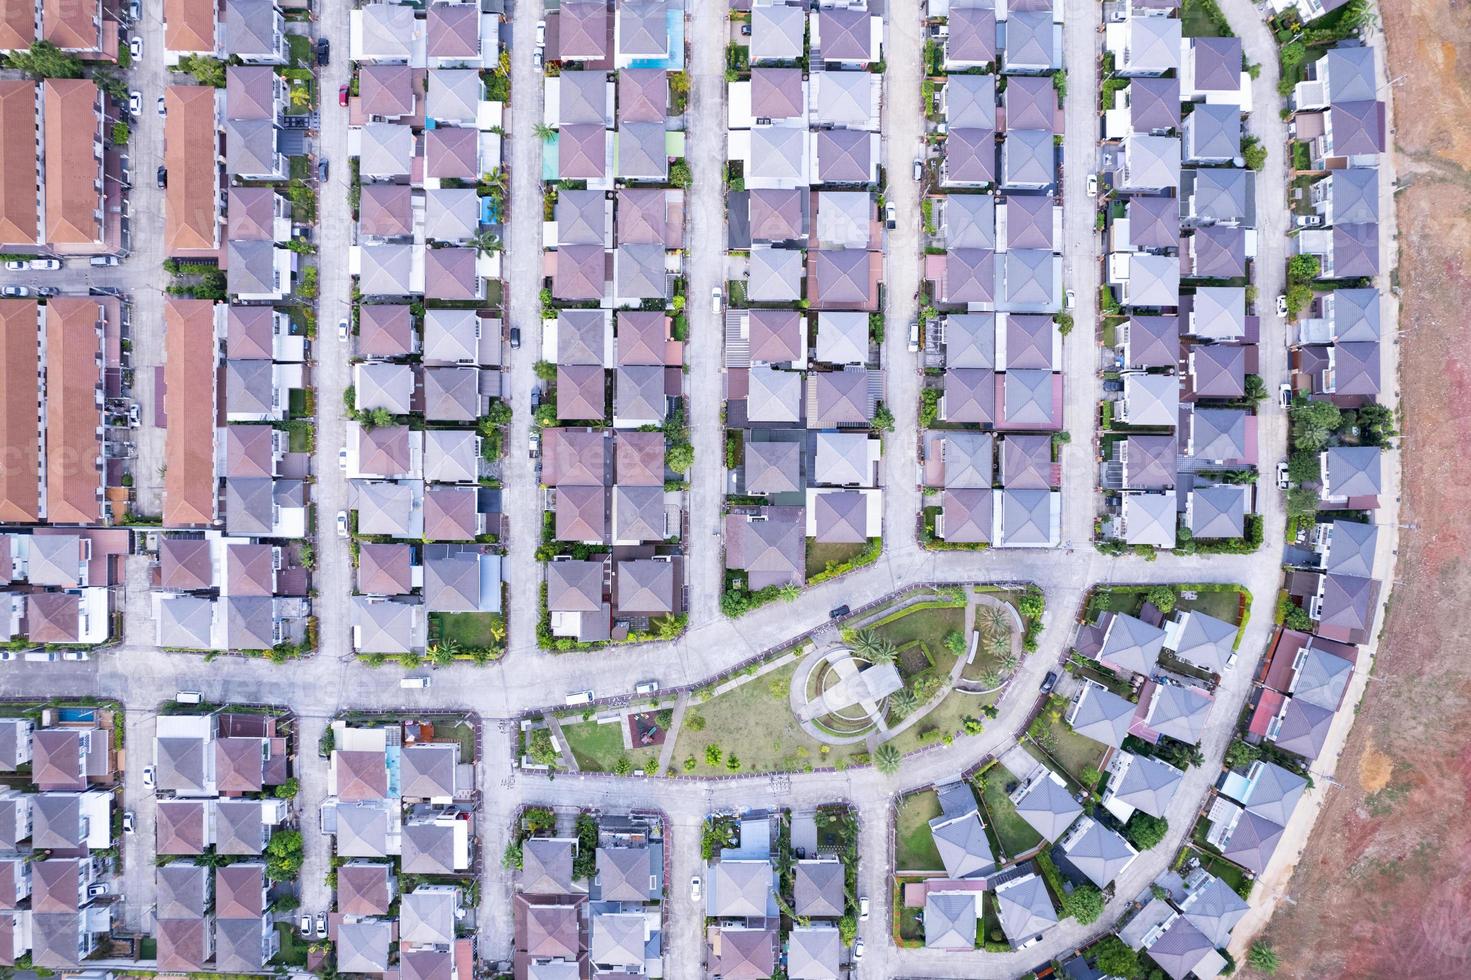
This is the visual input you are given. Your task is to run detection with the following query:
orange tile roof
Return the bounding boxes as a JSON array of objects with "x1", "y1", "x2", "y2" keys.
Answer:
[
  {"x1": 0, "y1": 0, "x2": 34, "y2": 52},
  {"x1": 164, "y1": 85, "x2": 219, "y2": 256},
  {"x1": 42, "y1": 79, "x2": 101, "y2": 247},
  {"x1": 41, "y1": 0, "x2": 97, "y2": 50},
  {"x1": 164, "y1": 0, "x2": 215, "y2": 53},
  {"x1": 163, "y1": 298, "x2": 219, "y2": 527},
  {"x1": 0, "y1": 80, "x2": 38, "y2": 247},
  {"x1": 44, "y1": 298, "x2": 102, "y2": 525},
  {"x1": 0, "y1": 299, "x2": 41, "y2": 524}
]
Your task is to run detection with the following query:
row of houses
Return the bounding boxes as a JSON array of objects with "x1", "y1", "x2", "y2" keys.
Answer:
[
  {"x1": 538, "y1": 0, "x2": 690, "y2": 645},
  {"x1": 0, "y1": 708, "x2": 121, "y2": 969},
  {"x1": 719, "y1": 0, "x2": 887, "y2": 601},
  {"x1": 914, "y1": 0, "x2": 1066, "y2": 550},
  {"x1": 1096, "y1": 2, "x2": 1264, "y2": 553},
  {"x1": 324, "y1": 718, "x2": 477, "y2": 978},
  {"x1": 346, "y1": 0, "x2": 509, "y2": 658}
]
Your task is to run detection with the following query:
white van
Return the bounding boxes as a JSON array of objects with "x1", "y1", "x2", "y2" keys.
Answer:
[
  {"x1": 564, "y1": 690, "x2": 594, "y2": 706},
  {"x1": 400, "y1": 676, "x2": 431, "y2": 689},
  {"x1": 175, "y1": 691, "x2": 202, "y2": 704}
]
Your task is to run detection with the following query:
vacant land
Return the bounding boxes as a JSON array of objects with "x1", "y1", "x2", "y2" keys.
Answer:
[{"x1": 1251, "y1": 4, "x2": 1471, "y2": 977}]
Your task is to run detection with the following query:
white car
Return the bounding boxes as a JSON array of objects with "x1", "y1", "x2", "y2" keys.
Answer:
[
  {"x1": 533, "y1": 48, "x2": 543, "y2": 70},
  {"x1": 536, "y1": 21, "x2": 546, "y2": 46},
  {"x1": 912, "y1": 158, "x2": 923, "y2": 181},
  {"x1": 156, "y1": 95, "x2": 166, "y2": 116},
  {"x1": 1275, "y1": 293, "x2": 1289, "y2": 317},
  {"x1": 142, "y1": 766, "x2": 155, "y2": 788},
  {"x1": 299, "y1": 913, "x2": 312, "y2": 936},
  {"x1": 690, "y1": 876, "x2": 702, "y2": 901},
  {"x1": 336, "y1": 511, "x2": 349, "y2": 538},
  {"x1": 1278, "y1": 383, "x2": 1292, "y2": 408},
  {"x1": 1086, "y1": 173, "x2": 1099, "y2": 197},
  {"x1": 2, "y1": 285, "x2": 30, "y2": 297},
  {"x1": 129, "y1": 36, "x2": 142, "y2": 59},
  {"x1": 337, "y1": 317, "x2": 348, "y2": 342},
  {"x1": 122, "y1": 811, "x2": 135, "y2": 835},
  {"x1": 60, "y1": 650, "x2": 88, "y2": 661},
  {"x1": 128, "y1": 91, "x2": 141, "y2": 116},
  {"x1": 854, "y1": 938, "x2": 864, "y2": 960},
  {"x1": 3, "y1": 260, "x2": 23, "y2": 271},
  {"x1": 337, "y1": 448, "x2": 349, "y2": 470},
  {"x1": 1276, "y1": 461, "x2": 1290, "y2": 490},
  {"x1": 884, "y1": 203, "x2": 896, "y2": 229},
  {"x1": 29, "y1": 259, "x2": 60, "y2": 271},
  {"x1": 711, "y1": 286, "x2": 722, "y2": 315},
  {"x1": 1064, "y1": 289, "x2": 1076, "y2": 310},
  {"x1": 859, "y1": 896, "x2": 869, "y2": 921}
]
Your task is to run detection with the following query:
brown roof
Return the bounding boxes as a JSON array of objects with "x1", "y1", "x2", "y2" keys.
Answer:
[
  {"x1": 0, "y1": 81, "x2": 38, "y2": 246},
  {"x1": 357, "y1": 542, "x2": 413, "y2": 595},
  {"x1": 423, "y1": 485, "x2": 479, "y2": 540},
  {"x1": 42, "y1": 80, "x2": 100, "y2": 246},
  {"x1": 165, "y1": 85, "x2": 220, "y2": 255},
  {"x1": 751, "y1": 68, "x2": 805, "y2": 120},
  {"x1": 157, "y1": 917, "x2": 209, "y2": 972},
  {"x1": 41, "y1": 0, "x2": 96, "y2": 49},
  {"x1": 225, "y1": 66, "x2": 275, "y2": 121},
  {"x1": 225, "y1": 187, "x2": 278, "y2": 243},
  {"x1": 335, "y1": 749, "x2": 389, "y2": 800},
  {"x1": 156, "y1": 800, "x2": 208, "y2": 855},
  {"x1": 358, "y1": 304, "x2": 416, "y2": 357},
  {"x1": 33, "y1": 859, "x2": 79, "y2": 913},
  {"x1": 614, "y1": 430, "x2": 664, "y2": 487},
  {"x1": 45, "y1": 298, "x2": 101, "y2": 525},
  {"x1": 223, "y1": 424, "x2": 273, "y2": 479},
  {"x1": 426, "y1": 1, "x2": 480, "y2": 58},
  {"x1": 359, "y1": 184, "x2": 415, "y2": 239},
  {"x1": 424, "y1": 126, "x2": 479, "y2": 179},
  {"x1": 32, "y1": 730, "x2": 85, "y2": 790},
  {"x1": 163, "y1": 298, "x2": 219, "y2": 526},
  {"x1": 224, "y1": 542, "x2": 274, "y2": 596},
  {"x1": 28, "y1": 592, "x2": 78, "y2": 642},
  {"x1": 215, "y1": 864, "x2": 265, "y2": 919},
  {"x1": 159, "y1": 537, "x2": 214, "y2": 590},
  {"x1": 215, "y1": 737, "x2": 266, "y2": 793},
  {"x1": 359, "y1": 63, "x2": 416, "y2": 118},
  {"x1": 225, "y1": 304, "x2": 273, "y2": 358},
  {"x1": 165, "y1": 0, "x2": 216, "y2": 53},
  {"x1": 337, "y1": 862, "x2": 393, "y2": 916},
  {"x1": 0, "y1": 299, "x2": 40, "y2": 522},
  {"x1": 0, "y1": 0, "x2": 32, "y2": 50}
]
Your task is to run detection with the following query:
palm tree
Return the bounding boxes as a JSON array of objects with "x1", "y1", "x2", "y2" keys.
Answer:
[
  {"x1": 850, "y1": 630, "x2": 897, "y2": 665},
  {"x1": 653, "y1": 615, "x2": 682, "y2": 640},
  {"x1": 982, "y1": 606, "x2": 1010, "y2": 633},
  {"x1": 997, "y1": 654, "x2": 1019, "y2": 675},
  {"x1": 979, "y1": 670, "x2": 1003, "y2": 689},
  {"x1": 469, "y1": 229, "x2": 503, "y2": 256},
  {"x1": 887, "y1": 687, "x2": 919, "y2": 719},
  {"x1": 987, "y1": 629, "x2": 1011, "y2": 658},
  {"x1": 873, "y1": 743, "x2": 901, "y2": 775},
  {"x1": 534, "y1": 123, "x2": 557, "y2": 141}
]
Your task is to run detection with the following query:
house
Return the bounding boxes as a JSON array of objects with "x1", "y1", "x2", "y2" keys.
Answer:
[
  {"x1": 1010, "y1": 764, "x2": 1083, "y2": 843},
  {"x1": 994, "y1": 872, "x2": 1058, "y2": 948},
  {"x1": 1056, "y1": 816, "x2": 1139, "y2": 888},
  {"x1": 1162, "y1": 609, "x2": 1238, "y2": 675},
  {"x1": 1067, "y1": 680, "x2": 1137, "y2": 748},
  {"x1": 1095, "y1": 612, "x2": 1166, "y2": 678},
  {"x1": 924, "y1": 890, "x2": 978, "y2": 950},
  {"x1": 927, "y1": 781, "x2": 994, "y2": 879},
  {"x1": 1319, "y1": 445, "x2": 1381, "y2": 508}
]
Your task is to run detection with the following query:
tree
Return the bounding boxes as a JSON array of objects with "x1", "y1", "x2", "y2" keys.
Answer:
[
  {"x1": 1244, "y1": 374, "x2": 1269, "y2": 403},
  {"x1": 274, "y1": 777, "x2": 300, "y2": 800},
  {"x1": 289, "y1": 83, "x2": 312, "y2": 109},
  {"x1": 533, "y1": 360, "x2": 558, "y2": 382},
  {"x1": 653, "y1": 615, "x2": 683, "y2": 640},
  {"x1": 1093, "y1": 936, "x2": 1141, "y2": 978},
  {"x1": 534, "y1": 122, "x2": 557, "y2": 141},
  {"x1": 1357, "y1": 402, "x2": 1397, "y2": 446},
  {"x1": 265, "y1": 830, "x2": 305, "y2": 880},
  {"x1": 1017, "y1": 586, "x2": 1045, "y2": 621},
  {"x1": 612, "y1": 756, "x2": 633, "y2": 776},
  {"x1": 426, "y1": 638, "x2": 459, "y2": 666},
  {"x1": 1145, "y1": 585, "x2": 1177, "y2": 615},
  {"x1": 483, "y1": 399, "x2": 513, "y2": 427},
  {"x1": 666, "y1": 442, "x2": 694, "y2": 474},
  {"x1": 5, "y1": 41, "x2": 82, "y2": 79},
  {"x1": 870, "y1": 402, "x2": 896, "y2": 433},
  {"x1": 1241, "y1": 135, "x2": 1267, "y2": 171},
  {"x1": 704, "y1": 744, "x2": 723, "y2": 766},
  {"x1": 1124, "y1": 812, "x2": 1168, "y2": 850},
  {"x1": 1225, "y1": 738, "x2": 1261, "y2": 770},
  {"x1": 873, "y1": 743, "x2": 901, "y2": 775},
  {"x1": 175, "y1": 54, "x2": 227, "y2": 87},
  {"x1": 1290, "y1": 398, "x2": 1342, "y2": 452},
  {"x1": 469, "y1": 229, "x2": 503, "y2": 256},
  {"x1": 1288, "y1": 254, "x2": 1321, "y2": 285},
  {"x1": 849, "y1": 629, "x2": 897, "y2": 665},
  {"x1": 1061, "y1": 884, "x2": 1104, "y2": 924},
  {"x1": 501, "y1": 841, "x2": 523, "y2": 870},
  {"x1": 1248, "y1": 942, "x2": 1280, "y2": 974},
  {"x1": 887, "y1": 687, "x2": 919, "y2": 719}
]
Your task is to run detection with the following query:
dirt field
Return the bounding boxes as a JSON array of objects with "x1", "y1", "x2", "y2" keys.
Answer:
[{"x1": 1249, "y1": 4, "x2": 1471, "y2": 977}]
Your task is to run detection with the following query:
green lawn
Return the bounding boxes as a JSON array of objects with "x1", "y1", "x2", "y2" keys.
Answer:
[
  {"x1": 1181, "y1": 0, "x2": 1232, "y2": 37},
  {"x1": 430, "y1": 611, "x2": 505, "y2": 651},
  {"x1": 1028, "y1": 709, "x2": 1109, "y2": 791},
  {"x1": 871, "y1": 605, "x2": 966, "y2": 660},
  {"x1": 275, "y1": 923, "x2": 309, "y2": 967},
  {"x1": 558, "y1": 719, "x2": 658, "y2": 773},
  {"x1": 884, "y1": 689, "x2": 994, "y2": 756},
  {"x1": 671, "y1": 661, "x2": 868, "y2": 775},
  {"x1": 975, "y1": 767, "x2": 1043, "y2": 859},
  {"x1": 287, "y1": 388, "x2": 309, "y2": 417},
  {"x1": 895, "y1": 790, "x2": 943, "y2": 872},
  {"x1": 286, "y1": 33, "x2": 313, "y2": 67},
  {"x1": 806, "y1": 540, "x2": 872, "y2": 578},
  {"x1": 438, "y1": 721, "x2": 477, "y2": 763}
]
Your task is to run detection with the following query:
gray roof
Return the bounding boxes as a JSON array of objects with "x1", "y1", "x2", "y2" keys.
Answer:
[
  {"x1": 1122, "y1": 15, "x2": 1180, "y2": 73},
  {"x1": 1190, "y1": 407, "x2": 1251, "y2": 464},
  {"x1": 1325, "y1": 167, "x2": 1379, "y2": 225},
  {"x1": 1190, "y1": 225, "x2": 1247, "y2": 279},
  {"x1": 546, "y1": 560, "x2": 605, "y2": 613},
  {"x1": 1005, "y1": 75, "x2": 1055, "y2": 132},
  {"x1": 810, "y1": 367, "x2": 870, "y2": 427},
  {"x1": 337, "y1": 919, "x2": 392, "y2": 974},
  {"x1": 815, "y1": 191, "x2": 871, "y2": 249},
  {"x1": 26, "y1": 535, "x2": 81, "y2": 587},
  {"x1": 423, "y1": 307, "x2": 482, "y2": 364},
  {"x1": 358, "y1": 122, "x2": 415, "y2": 179},
  {"x1": 946, "y1": 3, "x2": 996, "y2": 66},
  {"x1": 226, "y1": 118, "x2": 282, "y2": 178},
  {"x1": 1127, "y1": 195, "x2": 1181, "y2": 251},
  {"x1": 1147, "y1": 683, "x2": 1212, "y2": 745},
  {"x1": 943, "y1": 249, "x2": 995, "y2": 306},
  {"x1": 1069, "y1": 680, "x2": 1136, "y2": 747},
  {"x1": 815, "y1": 129, "x2": 874, "y2": 184},
  {"x1": 157, "y1": 734, "x2": 211, "y2": 795},
  {"x1": 613, "y1": 485, "x2": 666, "y2": 542},
  {"x1": 1331, "y1": 221, "x2": 1380, "y2": 277},
  {"x1": 225, "y1": 596, "x2": 275, "y2": 651},
  {"x1": 1002, "y1": 129, "x2": 1055, "y2": 188},
  {"x1": 744, "y1": 438, "x2": 803, "y2": 495},
  {"x1": 1004, "y1": 10, "x2": 1057, "y2": 72},
  {"x1": 794, "y1": 861, "x2": 845, "y2": 918},
  {"x1": 423, "y1": 547, "x2": 489, "y2": 613},
  {"x1": 945, "y1": 127, "x2": 997, "y2": 185},
  {"x1": 1121, "y1": 134, "x2": 1180, "y2": 192},
  {"x1": 225, "y1": 241, "x2": 278, "y2": 297},
  {"x1": 924, "y1": 892, "x2": 977, "y2": 950},
  {"x1": 618, "y1": 0, "x2": 669, "y2": 58},
  {"x1": 725, "y1": 507, "x2": 805, "y2": 589},
  {"x1": 712, "y1": 860, "x2": 774, "y2": 917},
  {"x1": 812, "y1": 69, "x2": 877, "y2": 128},
  {"x1": 596, "y1": 845, "x2": 653, "y2": 902},
  {"x1": 352, "y1": 597, "x2": 421, "y2": 654},
  {"x1": 1328, "y1": 341, "x2": 1380, "y2": 397},
  {"x1": 1321, "y1": 44, "x2": 1377, "y2": 102},
  {"x1": 947, "y1": 73, "x2": 997, "y2": 129},
  {"x1": 1120, "y1": 372, "x2": 1179, "y2": 427},
  {"x1": 423, "y1": 368, "x2": 484, "y2": 425},
  {"x1": 1323, "y1": 445, "x2": 1381, "y2": 498},
  {"x1": 215, "y1": 798, "x2": 266, "y2": 855},
  {"x1": 1003, "y1": 369, "x2": 1056, "y2": 427},
  {"x1": 214, "y1": 917, "x2": 270, "y2": 972},
  {"x1": 1126, "y1": 252, "x2": 1180, "y2": 309},
  {"x1": 358, "y1": 242, "x2": 416, "y2": 296},
  {"x1": 402, "y1": 887, "x2": 458, "y2": 945},
  {"x1": 1061, "y1": 817, "x2": 1138, "y2": 888},
  {"x1": 1168, "y1": 610, "x2": 1236, "y2": 675},
  {"x1": 157, "y1": 594, "x2": 217, "y2": 649},
  {"x1": 749, "y1": 126, "x2": 807, "y2": 186},
  {"x1": 929, "y1": 805, "x2": 994, "y2": 879},
  {"x1": 591, "y1": 910, "x2": 646, "y2": 970},
  {"x1": 32, "y1": 795, "x2": 83, "y2": 849},
  {"x1": 1121, "y1": 314, "x2": 1179, "y2": 370},
  {"x1": 812, "y1": 490, "x2": 868, "y2": 544},
  {"x1": 1013, "y1": 768, "x2": 1083, "y2": 841},
  {"x1": 1002, "y1": 249, "x2": 1057, "y2": 310},
  {"x1": 616, "y1": 243, "x2": 667, "y2": 301},
  {"x1": 1149, "y1": 918, "x2": 1224, "y2": 980},
  {"x1": 1329, "y1": 100, "x2": 1385, "y2": 155},
  {"x1": 1000, "y1": 433, "x2": 1052, "y2": 489},
  {"x1": 1184, "y1": 103, "x2": 1241, "y2": 162},
  {"x1": 939, "y1": 430, "x2": 994, "y2": 488},
  {"x1": 1003, "y1": 317, "x2": 1055, "y2": 371},
  {"x1": 1121, "y1": 492, "x2": 1177, "y2": 548},
  {"x1": 357, "y1": 2, "x2": 420, "y2": 61},
  {"x1": 401, "y1": 744, "x2": 458, "y2": 800},
  {"x1": 788, "y1": 925, "x2": 843, "y2": 980},
  {"x1": 425, "y1": 68, "x2": 481, "y2": 125},
  {"x1": 995, "y1": 873, "x2": 1058, "y2": 945},
  {"x1": 945, "y1": 313, "x2": 995, "y2": 368},
  {"x1": 1122, "y1": 434, "x2": 1177, "y2": 490},
  {"x1": 1271, "y1": 697, "x2": 1335, "y2": 762},
  {"x1": 1190, "y1": 36, "x2": 1242, "y2": 92},
  {"x1": 1190, "y1": 168, "x2": 1250, "y2": 224},
  {"x1": 942, "y1": 488, "x2": 993, "y2": 543},
  {"x1": 354, "y1": 480, "x2": 423, "y2": 538},
  {"x1": 559, "y1": 71, "x2": 608, "y2": 126},
  {"x1": 556, "y1": 190, "x2": 608, "y2": 248},
  {"x1": 1189, "y1": 286, "x2": 1247, "y2": 341},
  {"x1": 615, "y1": 365, "x2": 666, "y2": 424},
  {"x1": 814, "y1": 311, "x2": 869, "y2": 365},
  {"x1": 999, "y1": 488, "x2": 1055, "y2": 546},
  {"x1": 1099, "y1": 613, "x2": 1166, "y2": 677},
  {"x1": 1219, "y1": 808, "x2": 1283, "y2": 875},
  {"x1": 355, "y1": 360, "x2": 414, "y2": 415},
  {"x1": 1322, "y1": 519, "x2": 1379, "y2": 577},
  {"x1": 1180, "y1": 874, "x2": 1249, "y2": 949},
  {"x1": 402, "y1": 819, "x2": 458, "y2": 873},
  {"x1": 750, "y1": 3, "x2": 804, "y2": 62},
  {"x1": 1190, "y1": 484, "x2": 1247, "y2": 539},
  {"x1": 944, "y1": 194, "x2": 996, "y2": 250},
  {"x1": 157, "y1": 862, "x2": 209, "y2": 919},
  {"x1": 813, "y1": 431, "x2": 873, "y2": 487},
  {"x1": 1128, "y1": 77, "x2": 1181, "y2": 133},
  {"x1": 616, "y1": 122, "x2": 667, "y2": 181},
  {"x1": 1235, "y1": 760, "x2": 1308, "y2": 827},
  {"x1": 747, "y1": 247, "x2": 804, "y2": 303},
  {"x1": 1291, "y1": 645, "x2": 1353, "y2": 711}
]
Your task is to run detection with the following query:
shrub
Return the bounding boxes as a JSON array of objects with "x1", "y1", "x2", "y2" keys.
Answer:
[
  {"x1": 1124, "y1": 812, "x2": 1168, "y2": 850},
  {"x1": 1145, "y1": 586, "x2": 1177, "y2": 615}
]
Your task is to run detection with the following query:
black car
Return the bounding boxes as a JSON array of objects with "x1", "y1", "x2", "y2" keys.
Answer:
[
  {"x1": 1041, "y1": 671, "x2": 1058, "y2": 693},
  {"x1": 317, "y1": 159, "x2": 329, "y2": 181},
  {"x1": 315, "y1": 37, "x2": 330, "y2": 65},
  {"x1": 155, "y1": 165, "x2": 167, "y2": 188},
  {"x1": 509, "y1": 326, "x2": 521, "y2": 349},
  {"x1": 829, "y1": 604, "x2": 850, "y2": 620}
]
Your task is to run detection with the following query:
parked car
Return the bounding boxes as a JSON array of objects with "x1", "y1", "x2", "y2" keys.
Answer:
[
  {"x1": 509, "y1": 326, "x2": 521, "y2": 348},
  {"x1": 711, "y1": 286, "x2": 722, "y2": 314},
  {"x1": 532, "y1": 48, "x2": 543, "y2": 70},
  {"x1": 912, "y1": 158, "x2": 923, "y2": 181},
  {"x1": 1064, "y1": 288, "x2": 1076, "y2": 310},
  {"x1": 907, "y1": 319, "x2": 919, "y2": 353},
  {"x1": 1086, "y1": 173, "x2": 1099, "y2": 197},
  {"x1": 884, "y1": 203, "x2": 896, "y2": 229},
  {"x1": 128, "y1": 91, "x2": 141, "y2": 116},
  {"x1": 829, "y1": 604, "x2": 850, "y2": 619},
  {"x1": 87, "y1": 883, "x2": 109, "y2": 899},
  {"x1": 142, "y1": 766, "x2": 155, "y2": 788},
  {"x1": 338, "y1": 84, "x2": 349, "y2": 107},
  {"x1": 859, "y1": 896, "x2": 870, "y2": 922},
  {"x1": 1294, "y1": 214, "x2": 1323, "y2": 229},
  {"x1": 690, "y1": 876, "x2": 702, "y2": 901},
  {"x1": 156, "y1": 95, "x2": 165, "y2": 116},
  {"x1": 337, "y1": 448, "x2": 348, "y2": 471},
  {"x1": 122, "y1": 811, "x2": 135, "y2": 834},
  {"x1": 528, "y1": 433, "x2": 538, "y2": 457},
  {"x1": 1, "y1": 286, "x2": 29, "y2": 297},
  {"x1": 337, "y1": 317, "x2": 349, "y2": 343},
  {"x1": 156, "y1": 165, "x2": 167, "y2": 188},
  {"x1": 29, "y1": 258, "x2": 60, "y2": 271},
  {"x1": 1278, "y1": 383, "x2": 1292, "y2": 408},
  {"x1": 1276, "y1": 461, "x2": 1290, "y2": 490},
  {"x1": 129, "y1": 0, "x2": 140, "y2": 20},
  {"x1": 90, "y1": 255, "x2": 119, "y2": 267},
  {"x1": 336, "y1": 511, "x2": 348, "y2": 538},
  {"x1": 1041, "y1": 671, "x2": 1058, "y2": 693},
  {"x1": 1275, "y1": 293, "x2": 1289, "y2": 317},
  {"x1": 299, "y1": 914, "x2": 312, "y2": 936},
  {"x1": 536, "y1": 22, "x2": 546, "y2": 46},
  {"x1": 564, "y1": 690, "x2": 594, "y2": 706},
  {"x1": 315, "y1": 37, "x2": 330, "y2": 66},
  {"x1": 315, "y1": 913, "x2": 327, "y2": 939},
  {"x1": 1102, "y1": 378, "x2": 1124, "y2": 393},
  {"x1": 318, "y1": 159, "x2": 329, "y2": 181},
  {"x1": 2, "y1": 260, "x2": 24, "y2": 271},
  {"x1": 634, "y1": 680, "x2": 659, "y2": 695},
  {"x1": 854, "y1": 938, "x2": 864, "y2": 960},
  {"x1": 401, "y1": 676, "x2": 431, "y2": 689},
  {"x1": 129, "y1": 36, "x2": 142, "y2": 59}
]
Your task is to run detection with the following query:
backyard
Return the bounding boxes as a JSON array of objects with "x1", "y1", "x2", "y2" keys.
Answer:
[
  {"x1": 805, "y1": 539, "x2": 873, "y2": 579},
  {"x1": 1026, "y1": 696, "x2": 1109, "y2": 791},
  {"x1": 895, "y1": 789, "x2": 944, "y2": 872},
  {"x1": 1086, "y1": 584, "x2": 1249, "y2": 642},
  {"x1": 974, "y1": 765, "x2": 1044, "y2": 860},
  {"x1": 429, "y1": 611, "x2": 506, "y2": 653}
]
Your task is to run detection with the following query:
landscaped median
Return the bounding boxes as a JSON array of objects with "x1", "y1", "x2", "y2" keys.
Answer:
[{"x1": 515, "y1": 584, "x2": 1047, "y2": 778}]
